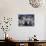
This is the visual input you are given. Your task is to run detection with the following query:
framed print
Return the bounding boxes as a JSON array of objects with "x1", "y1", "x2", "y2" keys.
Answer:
[{"x1": 18, "y1": 14, "x2": 34, "y2": 26}]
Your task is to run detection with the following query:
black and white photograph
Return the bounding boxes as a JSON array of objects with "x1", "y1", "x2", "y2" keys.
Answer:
[{"x1": 18, "y1": 14, "x2": 34, "y2": 26}]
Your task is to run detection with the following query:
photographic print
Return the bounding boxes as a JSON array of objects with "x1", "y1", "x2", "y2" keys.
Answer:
[{"x1": 18, "y1": 14, "x2": 34, "y2": 26}]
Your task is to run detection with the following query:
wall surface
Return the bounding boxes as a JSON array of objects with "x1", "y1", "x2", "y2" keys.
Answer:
[{"x1": 0, "y1": 0, "x2": 46, "y2": 40}]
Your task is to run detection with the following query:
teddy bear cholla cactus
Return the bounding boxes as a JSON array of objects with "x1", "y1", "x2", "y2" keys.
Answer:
[{"x1": 1, "y1": 17, "x2": 12, "y2": 39}]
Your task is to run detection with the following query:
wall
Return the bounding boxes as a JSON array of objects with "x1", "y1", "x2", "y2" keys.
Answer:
[
  {"x1": 44, "y1": 15, "x2": 46, "y2": 40},
  {"x1": 0, "y1": 0, "x2": 46, "y2": 40}
]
